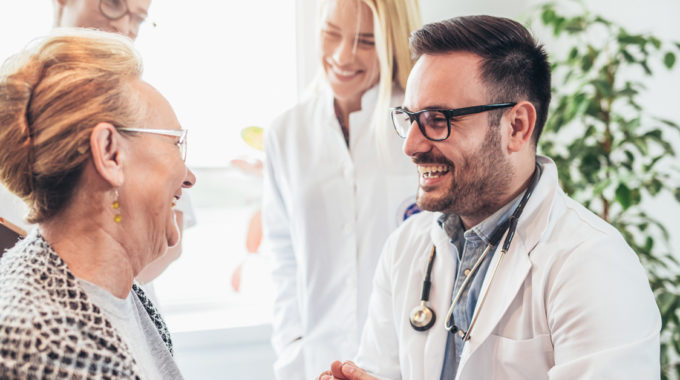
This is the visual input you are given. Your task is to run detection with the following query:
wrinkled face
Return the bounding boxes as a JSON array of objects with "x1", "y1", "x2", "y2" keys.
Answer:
[
  {"x1": 402, "y1": 52, "x2": 513, "y2": 219},
  {"x1": 122, "y1": 81, "x2": 195, "y2": 267},
  {"x1": 57, "y1": 0, "x2": 151, "y2": 40},
  {"x1": 320, "y1": 0, "x2": 380, "y2": 106}
]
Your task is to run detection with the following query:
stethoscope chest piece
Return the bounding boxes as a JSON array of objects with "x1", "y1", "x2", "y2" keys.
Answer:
[{"x1": 409, "y1": 300, "x2": 436, "y2": 331}]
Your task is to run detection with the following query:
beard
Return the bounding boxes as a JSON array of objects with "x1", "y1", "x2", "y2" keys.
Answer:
[{"x1": 414, "y1": 125, "x2": 514, "y2": 219}]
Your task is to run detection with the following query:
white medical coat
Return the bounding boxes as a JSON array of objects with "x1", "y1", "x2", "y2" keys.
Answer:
[
  {"x1": 356, "y1": 156, "x2": 661, "y2": 380},
  {"x1": 263, "y1": 84, "x2": 418, "y2": 379}
]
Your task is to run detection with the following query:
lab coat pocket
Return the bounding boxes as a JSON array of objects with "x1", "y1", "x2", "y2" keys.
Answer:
[
  {"x1": 387, "y1": 175, "x2": 419, "y2": 229},
  {"x1": 486, "y1": 333, "x2": 554, "y2": 380}
]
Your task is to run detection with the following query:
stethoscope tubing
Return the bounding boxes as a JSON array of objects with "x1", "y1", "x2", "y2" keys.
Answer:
[{"x1": 410, "y1": 163, "x2": 542, "y2": 337}]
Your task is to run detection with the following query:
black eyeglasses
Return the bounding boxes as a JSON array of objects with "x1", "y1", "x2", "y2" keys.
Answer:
[{"x1": 390, "y1": 103, "x2": 516, "y2": 141}]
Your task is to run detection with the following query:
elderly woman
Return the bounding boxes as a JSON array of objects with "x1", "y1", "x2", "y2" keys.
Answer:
[{"x1": 0, "y1": 29, "x2": 194, "y2": 379}]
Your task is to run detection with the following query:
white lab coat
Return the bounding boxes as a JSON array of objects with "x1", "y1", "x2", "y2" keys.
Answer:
[
  {"x1": 263, "y1": 84, "x2": 418, "y2": 379},
  {"x1": 356, "y1": 156, "x2": 661, "y2": 380}
]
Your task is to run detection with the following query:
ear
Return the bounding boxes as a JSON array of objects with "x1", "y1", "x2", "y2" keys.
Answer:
[
  {"x1": 506, "y1": 101, "x2": 537, "y2": 153},
  {"x1": 89, "y1": 123, "x2": 125, "y2": 187}
]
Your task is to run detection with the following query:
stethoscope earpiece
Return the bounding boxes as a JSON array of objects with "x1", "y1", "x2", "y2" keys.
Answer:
[{"x1": 409, "y1": 300, "x2": 436, "y2": 331}]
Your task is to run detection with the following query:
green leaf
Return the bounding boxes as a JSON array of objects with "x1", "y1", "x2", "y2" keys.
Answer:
[
  {"x1": 675, "y1": 187, "x2": 680, "y2": 203},
  {"x1": 647, "y1": 178, "x2": 663, "y2": 196},
  {"x1": 580, "y1": 153, "x2": 601, "y2": 182},
  {"x1": 568, "y1": 47, "x2": 579, "y2": 61},
  {"x1": 617, "y1": 33, "x2": 646, "y2": 46},
  {"x1": 581, "y1": 55, "x2": 593, "y2": 71},
  {"x1": 663, "y1": 52, "x2": 676, "y2": 69},
  {"x1": 640, "y1": 60, "x2": 653, "y2": 75},
  {"x1": 593, "y1": 178, "x2": 611, "y2": 196},
  {"x1": 593, "y1": 16, "x2": 611, "y2": 26},
  {"x1": 631, "y1": 137, "x2": 649, "y2": 155},
  {"x1": 621, "y1": 49, "x2": 636, "y2": 63},
  {"x1": 541, "y1": 7, "x2": 557, "y2": 25},
  {"x1": 592, "y1": 79, "x2": 613, "y2": 98},
  {"x1": 631, "y1": 188, "x2": 641, "y2": 206},
  {"x1": 644, "y1": 236, "x2": 654, "y2": 252},
  {"x1": 654, "y1": 117, "x2": 680, "y2": 132},
  {"x1": 615, "y1": 183, "x2": 633, "y2": 210}
]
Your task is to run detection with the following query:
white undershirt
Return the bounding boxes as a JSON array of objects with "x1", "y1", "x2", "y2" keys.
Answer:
[{"x1": 78, "y1": 279, "x2": 183, "y2": 380}]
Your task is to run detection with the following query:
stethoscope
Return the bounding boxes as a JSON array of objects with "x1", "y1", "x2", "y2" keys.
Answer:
[{"x1": 409, "y1": 164, "x2": 541, "y2": 340}]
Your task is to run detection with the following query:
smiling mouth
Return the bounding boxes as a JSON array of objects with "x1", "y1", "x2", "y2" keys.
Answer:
[
  {"x1": 418, "y1": 164, "x2": 450, "y2": 178},
  {"x1": 329, "y1": 64, "x2": 362, "y2": 78}
]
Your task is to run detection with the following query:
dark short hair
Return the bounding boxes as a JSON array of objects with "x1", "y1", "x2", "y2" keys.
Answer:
[{"x1": 410, "y1": 15, "x2": 551, "y2": 144}]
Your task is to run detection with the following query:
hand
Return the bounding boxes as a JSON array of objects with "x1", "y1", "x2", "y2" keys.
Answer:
[{"x1": 318, "y1": 361, "x2": 378, "y2": 380}]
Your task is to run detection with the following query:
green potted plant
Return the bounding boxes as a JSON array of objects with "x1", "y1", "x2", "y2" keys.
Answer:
[{"x1": 527, "y1": 2, "x2": 680, "y2": 378}]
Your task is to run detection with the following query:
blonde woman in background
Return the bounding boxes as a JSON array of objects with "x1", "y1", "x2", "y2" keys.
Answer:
[
  {"x1": 0, "y1": 29, "x2": 194, "y2": 378},
  {"x1": 262, "y1": 0, "x2": 422, "y2": 378}
]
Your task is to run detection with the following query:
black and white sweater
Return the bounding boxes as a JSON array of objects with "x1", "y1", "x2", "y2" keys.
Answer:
[{"x1": 0, "y1": 230, "x2": 173, "y2": 379}]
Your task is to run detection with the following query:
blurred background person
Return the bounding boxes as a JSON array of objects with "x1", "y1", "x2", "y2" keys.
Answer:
[
  {"x1": 0, "y1": 29, "x2": 195, "y2": 378},
  {"x1": 262, "y1": 0, "x2": 422, "y2": 378},
  {"x1": 53, "y1": 0, "x2": 150, "y2": 40}
]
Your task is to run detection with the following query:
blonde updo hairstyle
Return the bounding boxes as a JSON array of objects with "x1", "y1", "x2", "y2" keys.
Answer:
[{"x1": 0, "y1": 28, "x2": 144, "y2": 224}]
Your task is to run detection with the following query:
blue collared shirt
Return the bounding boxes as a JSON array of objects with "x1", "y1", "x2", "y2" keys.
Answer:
[{"x1": 439, "y1": 193, "x2": 524, "y2": 379}]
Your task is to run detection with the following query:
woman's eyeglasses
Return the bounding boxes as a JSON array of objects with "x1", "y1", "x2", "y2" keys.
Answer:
[{"x1": 117, "y1": 127, "x2": 188, "y2": 161}]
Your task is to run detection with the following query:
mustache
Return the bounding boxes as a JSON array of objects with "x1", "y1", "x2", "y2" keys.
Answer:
[{"x1": 412, "y1": 151, "x2": 454, "y2": 167}]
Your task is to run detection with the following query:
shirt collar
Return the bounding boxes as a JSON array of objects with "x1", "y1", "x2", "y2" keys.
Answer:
[{"x1": 437, "y1": 190, "x2": 526, "y2": 246}]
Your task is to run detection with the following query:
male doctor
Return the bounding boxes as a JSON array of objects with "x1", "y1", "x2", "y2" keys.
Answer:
[{"x1": 320, "y1": 15, "x2": 661, "y2": 380}]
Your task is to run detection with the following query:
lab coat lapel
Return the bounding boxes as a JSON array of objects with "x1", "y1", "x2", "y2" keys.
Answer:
[
  {"x1": 423, "y1": 216, "x2": 456, "y2": 380},
  {"x1": 456, "y1": 156, "x2": 559, "y2": 377},
  {"x1": 460, "y1": 234, "x2": 533, "y2": 360}
]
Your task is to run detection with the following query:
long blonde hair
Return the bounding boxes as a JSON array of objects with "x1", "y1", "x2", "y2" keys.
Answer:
[
  {"x1": 0, "y1": 28, "x2": 144, "y2": 223},
  {"x1": 317, "y1": 0, "x2": 422, "y2": 160}
]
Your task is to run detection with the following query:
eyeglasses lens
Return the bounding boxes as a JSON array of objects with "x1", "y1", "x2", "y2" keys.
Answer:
[
  {"x1": 392, "y1": 109, "x2": 449, "y2": 141},
  {"x1": 419, "y1": 111, "x2": 449, "y2": 141},
  {"x1": 100, "y1": 0, "x2": 127, "y2": 19},
  {"x1": 180, "y1": 134, "x2": 187, "y2": 162},
  {"x1": 392, "y1": 109, "x2": 411, "y2": 138}
]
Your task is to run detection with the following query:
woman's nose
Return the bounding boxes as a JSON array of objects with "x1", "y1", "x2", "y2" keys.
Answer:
[
  {"x1": 183, "y1": 168, "x2": 197, "y2": 188},
  {"x1": 332, "y1": 37, "x2": 356, "y2": 66}
]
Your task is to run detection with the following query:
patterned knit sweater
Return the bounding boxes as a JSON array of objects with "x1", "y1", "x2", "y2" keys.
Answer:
[{"x1": 0, "y1": 230, "x2": 173, "y2": 379}]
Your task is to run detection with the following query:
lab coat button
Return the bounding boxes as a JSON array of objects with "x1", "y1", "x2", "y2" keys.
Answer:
[
  {"x1": 458, "y1": 329, "x2": 465, "y2": 338},
  {"x1": 463, "y1": 269, "x2": 471, "y2": 276}
]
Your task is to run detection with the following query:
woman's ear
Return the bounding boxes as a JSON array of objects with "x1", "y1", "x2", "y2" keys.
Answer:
[
  {"x1": 506, "y1": 101, "x2": 537, "y2": 153},
  {"x1": 89, "y1": 123, "x2": 125, "y2": 187}
]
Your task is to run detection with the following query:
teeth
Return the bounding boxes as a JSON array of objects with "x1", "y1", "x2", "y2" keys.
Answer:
[
  {"x1": 418, "y1": 165, "x2": 449, "y2": 178},
  {"x1": 334, "y1": 67, "x2": 357, "y2": 76}
]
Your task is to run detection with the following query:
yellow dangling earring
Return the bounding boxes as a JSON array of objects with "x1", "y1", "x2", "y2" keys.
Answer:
[{"x1": 112, "y1": 190, "x2": 122, "y2": 223}]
